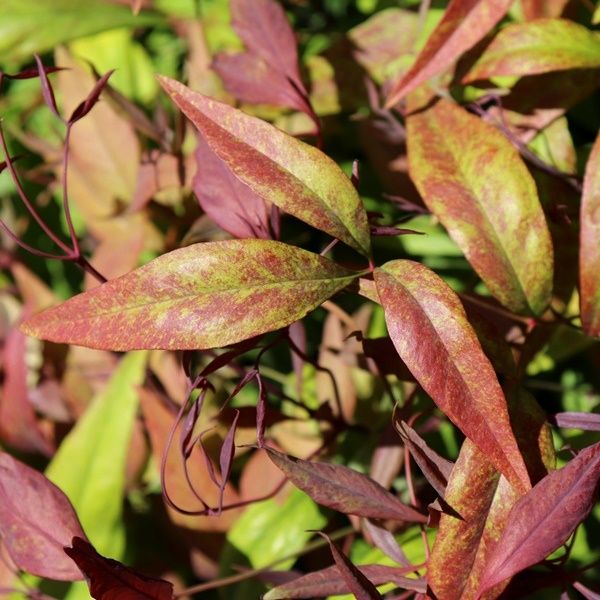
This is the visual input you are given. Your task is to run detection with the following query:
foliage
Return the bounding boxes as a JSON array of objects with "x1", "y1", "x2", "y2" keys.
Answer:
[{"x1": 0, "y1": 0, "x2": 599, "y2": 599}]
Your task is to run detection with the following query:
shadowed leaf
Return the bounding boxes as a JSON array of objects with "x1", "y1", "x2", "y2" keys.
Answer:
[
  {"x1": 375, "y1": 260, "x2": 530, "y2": 492},
  {"x1": 464, "y1": 19, "x2": 600, "y2": 83},
  {"x1": 385, "y1": 0, "x2": 513, "y2": 106},
  {"x1": 0, "y1": 453, "x2": 85, "y2": 581},
  {"x1": 407, "y1": 98, "x2": 553, "y2": 315},
  {"x1": 580, "y1": 132, "x2": 600, "y2": 337},
  {"x1": 264, "y1": 563, "x2": 425, "y2": 599},
  {"x1": 477, "y1": 442, "x2": 600, "y2": 596},
  {"x1": 519, "y1": 0, "x2": 569, "y2": 19},
  {"x1": 266, "y1": 448, "x2": 427, "y2": 522},
  {"x1": 193, "y1": 135, "x2": 271, "y2": 239},
  {"x1": 158, "y1": 76, "x2": 370, "y2": 256},
  {"x1": 64, "y1": 537, "x2": 173, "y2": 599},
  {"x1": 22, "y1": 240, "x2": 358, "y2": 351}
]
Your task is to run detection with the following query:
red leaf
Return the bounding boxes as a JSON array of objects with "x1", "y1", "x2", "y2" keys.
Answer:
[
  {"x1": 477, "y1": 442, "x2": 600, "y2": 596},
  {"x1": 64, "y1": 537, "x2": 174, "y2": 599},
  {"x1": 69, "y1": 70, "x2": 115, "y2": 124},
  {"x1": 193, "y1": 135, "x2": 271, "y2": 239},
  {"x1": 264, "y1": 563, "x2": 426, "y2": 599},
  {"x1": 0, "y1": 453, "x2": 86, "y2": 581},
  {"x1": 375, "y1": 260, "x2": 531, "y2": 493},
  {"x1": 265, "y1": 448, "x2": 427, "y2": 523},
  {"x1": 580, "y1": 132, "x2": 600, "y2": 337},
  {"x1": 385, "y1": 0, "x2": 513, "y2": 106},
  {"x1": 34, "y1": 54, "x2": 60, "y2": 119},
  {"x1": 316, "y1": 532, "x2": 383, "y2": 600},
  {"x1": 230, "y1": 0, "x2": 302, "y2": 89}
]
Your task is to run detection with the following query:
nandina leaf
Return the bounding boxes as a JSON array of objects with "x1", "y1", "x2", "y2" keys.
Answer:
[
  {"x1": 374, "y1": 260, "x2": 530, "y2": 492},
  {"x1": 552, "y1": 412, "x2": 600, "y2": 431},
  {"x1": 363, "y1": 519, "x2": 410, "y2": 566},
  {"x1": 463, "y1": 19, "x2": 600, "y2": 83},
  {"x1": 580, "y1": 132, "x2": 600, "y2": 337},
  {"x1": 385, "y1": 0, "x2": 513, "y2": 106},
  {"x1": 265, "y1": 448, "x2": 427, "y2": 523},
  {"x1": 519, "y1": 0, "x2": 569, "y2": 19},
  {"x1": 0, "y1": 453, "x2": 86, "y2": 581},
  {"x1": 44, "y1": 352, "x2": 148, "y2": 558},
  {"x1": 193, "y1": 135, "x2": 271, "y2": 239},
  {"x1": 264, "y1": 564, "x2": 425, "y2": 599},
  {"x1": 158, "y1": 77, "x2": 371, "y2": 256},
  {"x1": 64, "y1": 537, "x2": 173, "y2": 599},
  {"x1": 230, "y1": 0, "x2": 303, "y2": 89},
  {"x1": 427, "y1": 441, "x2": 520, "y2": 600},
  {"x1": 317, "y1": 532, "x2": 383, "y2": 600},
  {"x1": 407, "y1": 98, "x2": 553, "y2": 315},
  {"x1": 21, "y1": 240, "x2": 358, "y2": 351},
  {"x1": 477, "y1": 441, "x2": 600, "y2": 596},
  {"x1": 396, "y1": 421, "x2": 453, "y2": 498}
]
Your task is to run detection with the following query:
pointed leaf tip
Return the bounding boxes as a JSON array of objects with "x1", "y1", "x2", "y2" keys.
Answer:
[{"x1": 157, "y1": 76, "x2": 371, "y2": 256}]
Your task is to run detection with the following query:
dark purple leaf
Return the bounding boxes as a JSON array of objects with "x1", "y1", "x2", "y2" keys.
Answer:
[
  {"x1": 3, "y1": 66, "x2": 63, "y2": 80},
  {"x1": 477, "y1": 442, "x2": 600, "y2": 595},
  {"x1": 316, "y1": 532, "x2": 383, "y2": 600},
  {"x1": 193, "y1": 135, "x2": 271, "y2": 239},
  {"x1": 218, "y1": 410, "x2": 240, "y2": 509},
  {"x1": 0, "y1": 453, "x2": 86, "y2": 581},
  {"x1": 363, "y1": 519, "x2": 410, "y2": 566},
  {"x1": 396, "y1": 421, "x2": 453, "y2": 498},
  {"x1": 68, "y1": 70, "x2": 115, "y2": 124},
  {"x1": 265, "y1": 448, "x2": 427, "y2": 523},
  {"x1": 264, "y1": 563, "x2": 426, "y2": 599},
  {"x1": 64, "y1": 537, "x2": 174, "y2": 599},
  {"x1": 34, "y1": 55, "x2": 60, "y2": 118}
]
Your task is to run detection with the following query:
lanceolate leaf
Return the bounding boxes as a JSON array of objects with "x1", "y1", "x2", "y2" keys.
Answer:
[
  {"x1": 0, "y1": 454, "x2": 86, "y2": 581},
  {"x1": 580, "y1": 132, "x2": 600, "y2": 337},
  {"x1": 477, "y1": 441, "x2": 600, "y2": 596},
  {"x1": 464, "y1": 19, "x2": 600, "y2": 83},
  {"x1": 266, "y1": 448, "x2": 427, "y2": 523},
  {"x1": 158, "y1": 77, "x2": 371, "y2": 256},
  {"x1": 264, "y1": 564, "x2": 426, "y2": 599},
  {"x1": 385, "y1": 0, "x2": 513, "y2": 106},
  {"x1": 21, "y1": 240, "x2": 359, "y2": 351},
  {"x1": 407, "y1": 98, "x2": 553, "y2": 315},
  {"x1": 374, "y1": 260, "x2": 531, "y2": 492}
]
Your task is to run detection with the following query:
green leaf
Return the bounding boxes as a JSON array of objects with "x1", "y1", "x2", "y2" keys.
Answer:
[
  {"x1": 580, "y1": 132, "x2": 600, "y2": 337},
  {"x1": 407, "y1": 98, "x2": 553, "y2": 315},
  {"x1": 374, "y1": 260, "x2": 531, "y2": 493},
  {"x1": 22, "y1": 240, "x2": 360, "y2": 351},
  {"x1": 158, "y1": 76, "x2": 371, "y2": 256},
  {"x1": 44, "y1": 351, "x2": 148, "y2": 557},
  {"x1": 464, "y1": 19, "x2": 600, "y2": 83},
  {"x1": 227, "y1": 488, "x2": 326, "y2": 569},
  {"x1": 0, "y1": 0, "x2": 159, "y2": 63}
]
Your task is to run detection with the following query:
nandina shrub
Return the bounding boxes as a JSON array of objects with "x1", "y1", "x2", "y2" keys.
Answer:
[{"x1": 0, "y1": 1, "x2": 599, "y2": 599}]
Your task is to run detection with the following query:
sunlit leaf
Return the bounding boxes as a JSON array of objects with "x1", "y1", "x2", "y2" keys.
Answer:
[
  {"x1": 580, "y1": 132, "x2": 600, "y2": 337},
  {"x1": 266, "y1": 448, "x2": 427, "y2": 522},
  {"x1": 464, "y1": 19, "x2": 600, "y2": 83},
  {"x1": 375, "y1": 260, "x2": 531, "y2": 492},
  {"x1": 406, "y1": 98, "x2": 553, "y2": 315},
  {"x1": 477, "y1": 441, "x2": 600, "y2": 595},
  {"x1": 22, "y1": 240, "x2": 359, "y2": 351},
  {"x1": 158, "y1": 77, "x2": 371, "y2": 256},
  {"x1": 385, "y1": 0, "x2": 513, "y2": 106},
  {"x1": 44, "y1": 351, "x2": 148, "y2": 557},
  {"x1": 0, "y1": 453, "x2": 85, "y2": 581}
]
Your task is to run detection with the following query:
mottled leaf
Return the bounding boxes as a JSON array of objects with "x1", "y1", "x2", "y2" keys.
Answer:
[
  {"x1": 22, "y1": 240, "x2": 358, "y2": 351},
  {"x1": 477, "y1": 442, "x2": 600, "y2": 595},
  {"x1": 407, "y1": 98, "x2": 553, "y2": 315},
  {"x1": 158, "y1": 77, "x2": 371, "y2": 256},
  {"x1": 0, "y1": 453, "x2": 85, "y2": 581},
  {"x1": 317, "y1": 532, "x2": 383, "y2": 600},
  {"x1": 375, "y1": 260, "x2": 530, "y2": 492},
  {"x1": 266, "y1": 448, "x2": 427, "y2": 522},
  {"x1": 64, "y1": 537, "x2": 173, "y2": 600},
  {"x1": 193, "y1": 135, "x2": 271, "y2": 239},
  {"x1": 464, "y1": 19, "x2": 600, "y2": 83},
  {"x1": 264, "y1": 564, "x2": 425, "y2": 599},
  {"x1": 44, "y1": 352, "x2": 147, "y2": 558},
  {"x1": 580, "y1": 132, "x2": 600, "y2": 337},
  {"x1": 385, "y1": 0, "x2": 513, "y2": 106}
]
